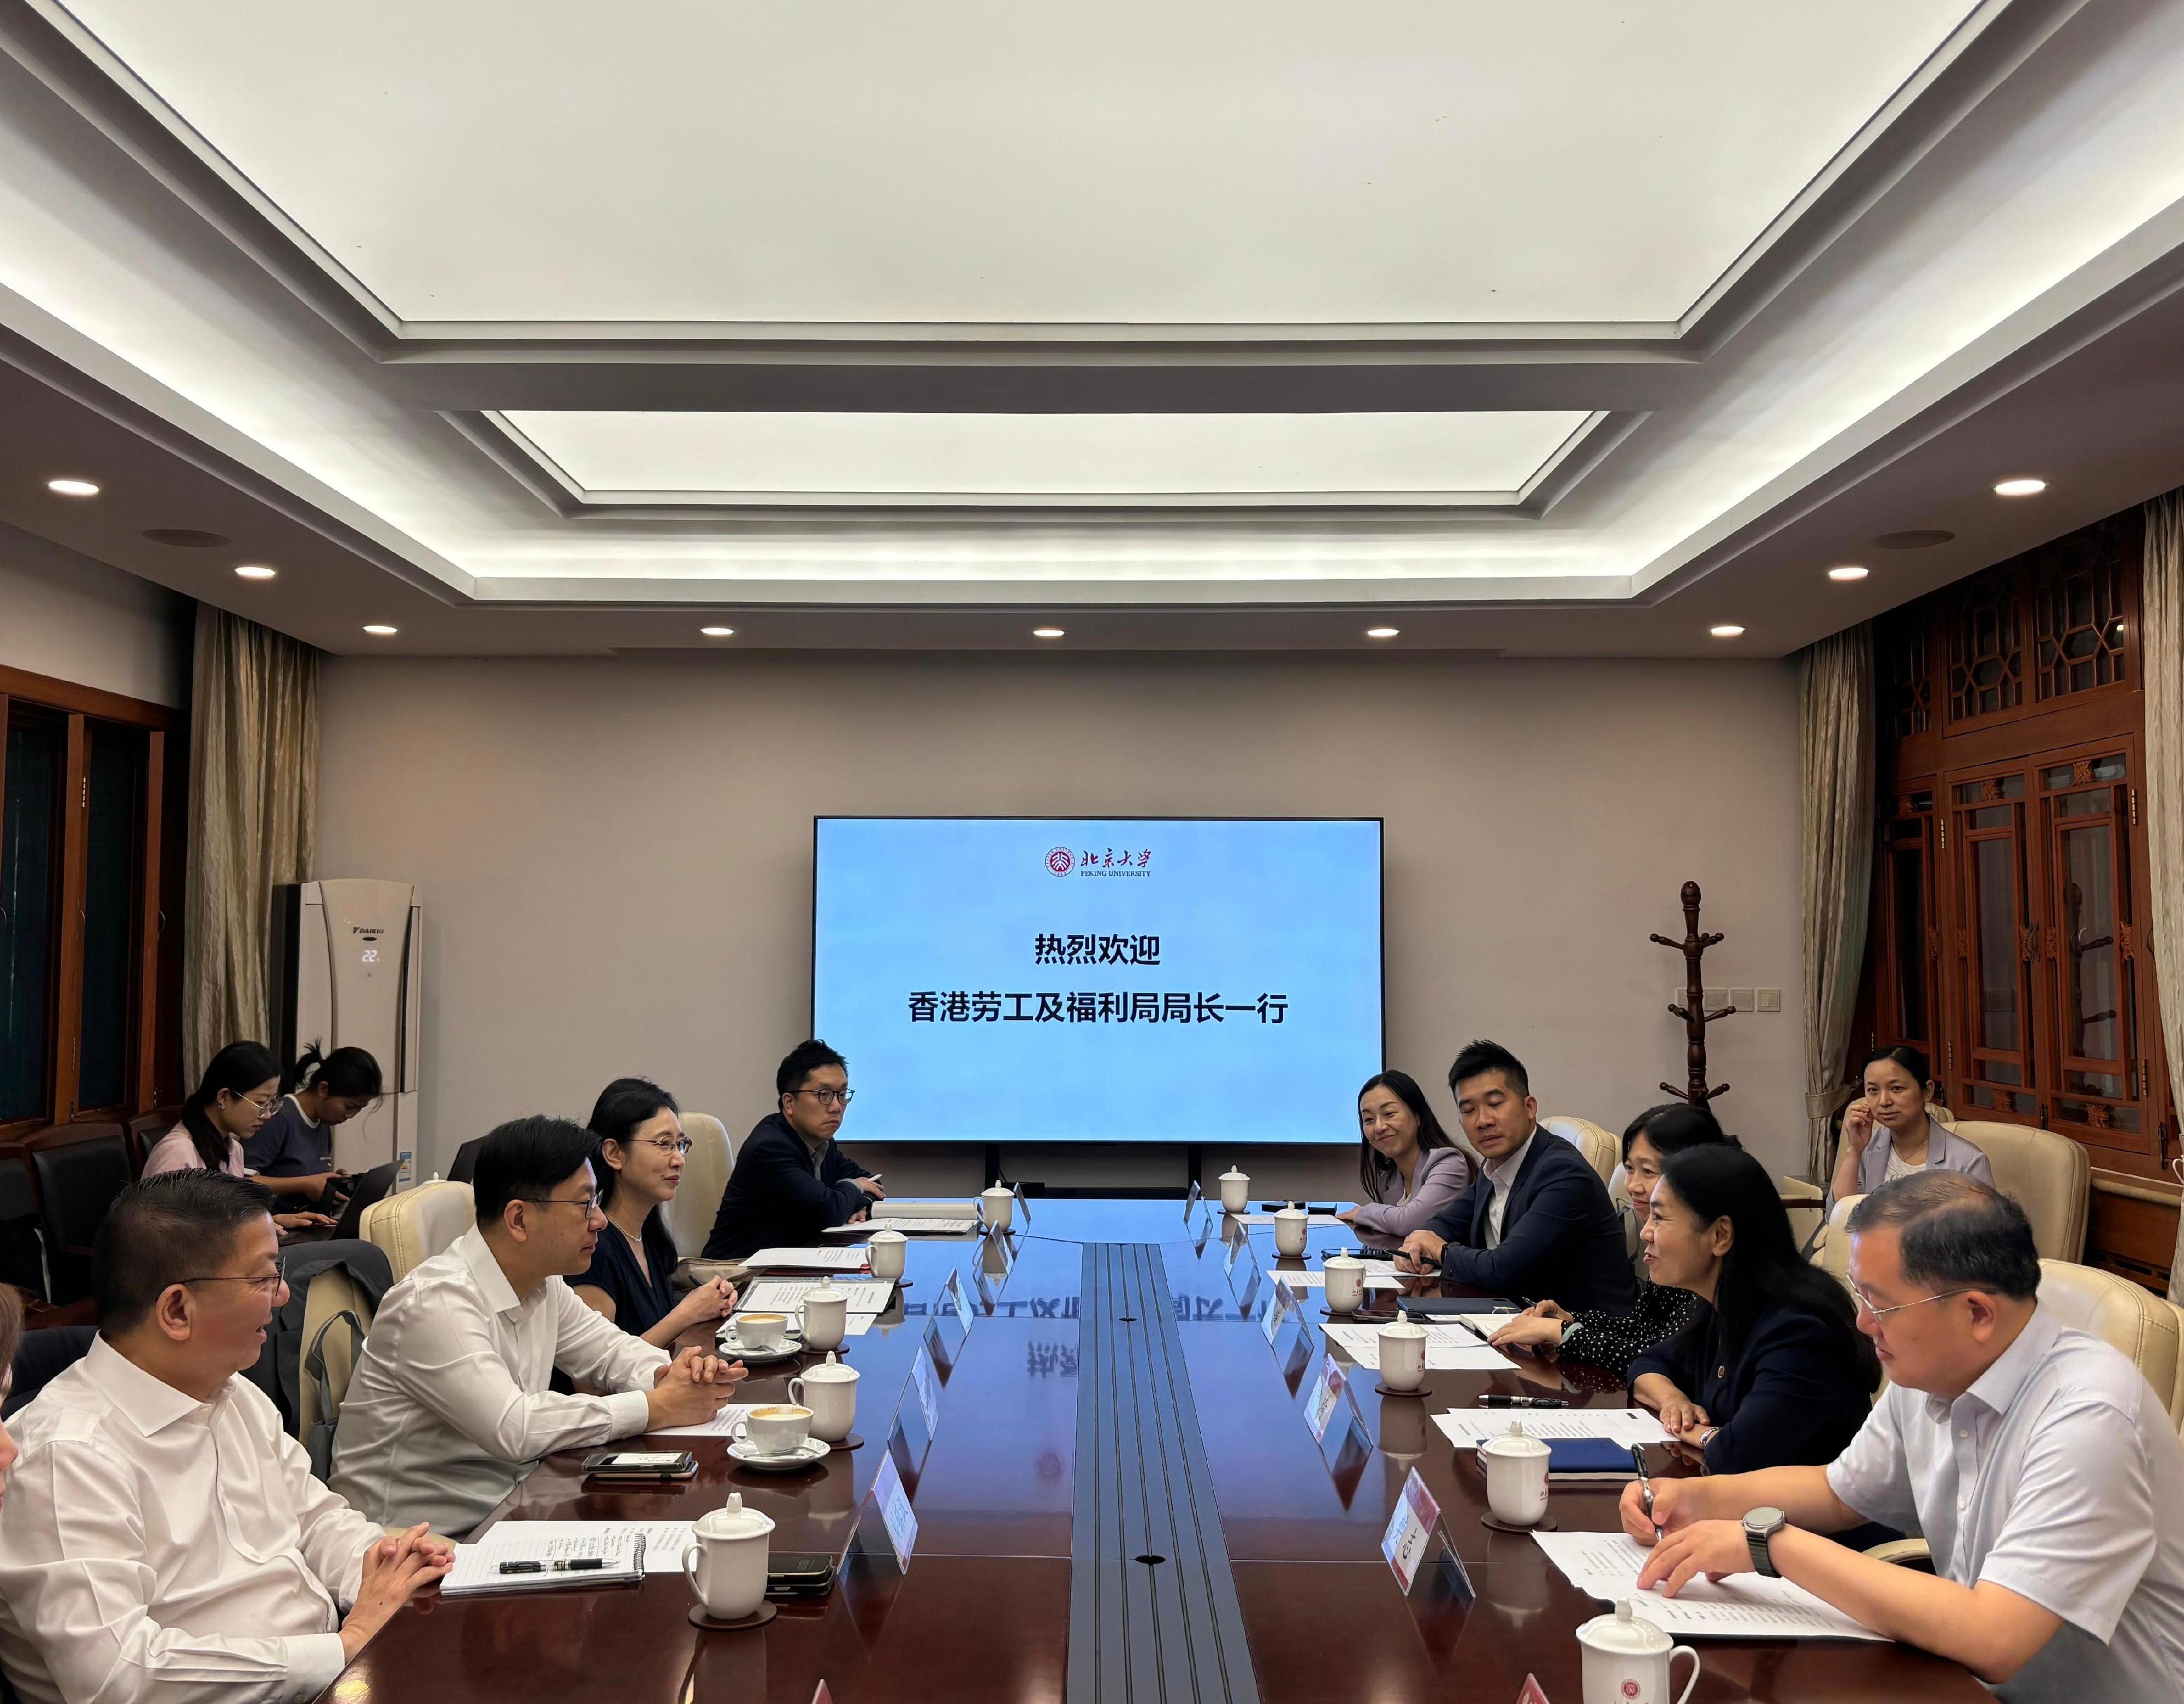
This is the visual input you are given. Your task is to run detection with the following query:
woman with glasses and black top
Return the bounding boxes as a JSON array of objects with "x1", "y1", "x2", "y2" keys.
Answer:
[
  {"x1": 143, "y1": 1041, "x2": 334, "y2": 1233},
  {"x1": 572, "y1": 1078, "x2": 738, "y2": 1346}
]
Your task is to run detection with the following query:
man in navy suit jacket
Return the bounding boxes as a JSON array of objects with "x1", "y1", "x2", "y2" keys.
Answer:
[
  {"x1": 703, "y1": 1039, "x2": 884, "y2": 1260},
  {"x1": 1397, "y1": 1040, "x2": 1636, "y2": 1313}
]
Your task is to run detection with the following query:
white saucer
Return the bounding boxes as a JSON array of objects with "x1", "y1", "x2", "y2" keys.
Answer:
[
  {"x1": 717, "y1": 1328, "x2": 802, "y2": 1364},
  {"x1": 727, "y1": 1436, "x2": 830, "y2": 1473}
]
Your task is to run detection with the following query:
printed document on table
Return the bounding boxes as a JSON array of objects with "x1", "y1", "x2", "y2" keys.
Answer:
[
  {"x1": 1434, "y1": 1408, "x2": 1671, "y2": 1450},
  {"x1": 739, "y1": 1278, "x2": 897, "y2": 1314},
  {"x1": 1324, "y1": 1322, "x2": 1515, "y2": 1371},
  {"x1": 822, "y1": 1216, "x2": 980, "y2": 1236},
  {"x1": 443, "y1": 1525, "x2": 657, "y2": 1593},
  {"x1": 739, "y1": 1246, "x2": 870, "y2": 1271},
  {"x1": 1532, "y1": 1532, "x2": 1885, "y2": 1641},
  {"x1": 651, "y1": 1402, "x2": 760, "y2": 1438},
  {"x1": 1232, "y1": 1213, "x2": 1347, "y2": 1227},
  {"x1": 1273, "y1": 1270, "x2": 1403, "y2": 1291}
]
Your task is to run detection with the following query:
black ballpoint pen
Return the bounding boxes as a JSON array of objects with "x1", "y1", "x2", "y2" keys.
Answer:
[{"x1": 1632, "y1": 1445, "x2": 1662, "y2": 1540}]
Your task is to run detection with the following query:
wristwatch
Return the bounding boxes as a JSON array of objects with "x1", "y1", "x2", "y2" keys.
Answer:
[{"x1": 1743, "y1": 1507, "x2": 1788, "y2": 1578}]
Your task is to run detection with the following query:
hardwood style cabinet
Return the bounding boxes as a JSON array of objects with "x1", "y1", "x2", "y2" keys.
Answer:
[{"x1": 1862, "y1": 509, "x2": 2178, "y2": 1287}]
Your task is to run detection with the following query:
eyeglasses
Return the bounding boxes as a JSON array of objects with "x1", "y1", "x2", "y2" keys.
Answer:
[
  {"x1": 518, "y1": 1192, "x2": 606, "y2": 1214},
  {"x1": 630, "y1": 1137, "x2": 693, "y2": 1157},
  {"x1": 1846, "y1": 1279, "x2": 1976, "y2": 1321},
  {"x1": 181, "y1": 1256, "x2": 288, "y2": 1297},
  {"x1": 791, "y1": 1088, "x2": 854, "y2": 1108},
  {"x1": 226, "y1": 1090, "x2": 278, "y2": 1114}
]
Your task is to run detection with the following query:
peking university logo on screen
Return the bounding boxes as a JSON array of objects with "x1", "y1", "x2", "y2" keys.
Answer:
[{"x1": 1047, "y1": 845, "x2": 1153, "y2": 879}]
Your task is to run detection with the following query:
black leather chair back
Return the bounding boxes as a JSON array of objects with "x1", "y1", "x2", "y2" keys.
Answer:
[{"x1": 27, "y1": 1127, "x2": 130, "y2": 1253}]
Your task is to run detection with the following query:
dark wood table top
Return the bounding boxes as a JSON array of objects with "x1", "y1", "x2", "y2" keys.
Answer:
[{"x1": 323, "y1": 1199, "x2": 1986, "y2": 1704}]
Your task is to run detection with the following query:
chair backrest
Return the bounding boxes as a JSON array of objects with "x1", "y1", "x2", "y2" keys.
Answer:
[
  {"x1": 1949, "y1": 1120, "x2": 2089, "y2": 1263},
  {"x1": 0, "y1": 1151, "x2": 47, "y2": 1297},
  {"x1": 361, "y1": 1179, "x2": 475, "y2": 1281},
  {"x1": 5, "y1": 1325, "x2": 96, "y2": 1419},
  {"x1": 296, "y1": 1264, "x2": 378, "y2": 1459},
  {"x1": 448, "y1": 1136, "x2": 485, "y2": 1185},
  {"x1": 1540, "y1": 1116, "x2": 1619, "y2": 1186},
  {"x1": 2035, "y1": 1260, "x2": 2184, "y2": 1426},
  {"x1": 1812, "y1": 1192, "x2": 1863, "y2": 1288},
  {"x1": 1780, "y1": 1175, "x2": 1825, "y2": 1254},
  {"x1": 23, "y1": 1125, "x2": 130, "y2": 1254},
  {"x1": 669, "y1": 1113, "x2": 734, "y2": 1258},
  {"x1": 122, "y1": 1109, "x2": 180, "y2": 1177}
]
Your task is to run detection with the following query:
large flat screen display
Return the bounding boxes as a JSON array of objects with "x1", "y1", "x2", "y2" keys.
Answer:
[{"x1": 811, "y1": 817, "x2": 1382, "y2": 1143}]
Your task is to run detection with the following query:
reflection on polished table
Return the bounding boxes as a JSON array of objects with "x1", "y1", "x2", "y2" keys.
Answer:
[{"x1": 323, "y1": 1198, "x2": 1986, "y2": 1704}]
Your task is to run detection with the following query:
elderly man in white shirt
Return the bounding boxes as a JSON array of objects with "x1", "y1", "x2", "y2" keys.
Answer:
[
  {"x1": 1621, "y1": 1171, "x2": 2184, "y2": 1704},
  {"x1": 332, "y1": 1114, "x2": 743, "y2": 1536},
  {"x1": 0, "y1": 1171, "x2": 451, "y2": 1704}
]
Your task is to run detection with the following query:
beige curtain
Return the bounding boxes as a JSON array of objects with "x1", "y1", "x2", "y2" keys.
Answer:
[
  {"x1": 183, "y1": 605, "x2": 320, "y2": 1080},
  {"x1": 2143, "y1": 491, "x2": 2184, "y2": 1302},
  {"x1": 1799, "y1": 622, "x2": 1876, "y2": 1181}
]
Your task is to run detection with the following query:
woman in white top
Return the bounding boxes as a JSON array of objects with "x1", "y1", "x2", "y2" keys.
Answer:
[
  {"x1": 1337, "y1": 1070, "x2": 1472, "y2": 1250},
  {"x1": 143, "y1": 1041, "x2": 334, "y2": 1232},
  {"x1": 1827, "y1": 1043, "x2": 1995, "y2": 1203}
]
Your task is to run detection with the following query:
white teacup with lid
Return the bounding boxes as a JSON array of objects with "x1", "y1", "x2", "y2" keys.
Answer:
[
  {"x1": 1378, "y1": 1318, "x2": 1428, "y2": 1391},
  {"x1": 1322, "y1": 1254, "x2": 1366, "y2": 1314},
  {"x1": 1273, "y1": 1205, "x2": 1309, "y2": 1257},
  {"x1": 1576, "y1": 1600, "x2": 1699, "y2": 1704},
  {"x1": 801, "y1": 1282, "x2": 848, "y2": 1350},
  {"x1": 867, "y1": 1228, "x2": 907, "y2": 1283},
  {"x1": 980, "y1": 1184, "x2": 1014, "y2": 1231},
  {"x1": 788, "y1": 1351, "x2": 859, "y2": 1443},
  {"x1": 1218, "y1": 1164, "x2": 1251, "y2": 1214},
  {"x1": 683, "y1": 1493, "x2": 775, "y2": 1622},
  {"x1": 1480, "y1": 1418, "x2": 1552, "y2": 1527}
]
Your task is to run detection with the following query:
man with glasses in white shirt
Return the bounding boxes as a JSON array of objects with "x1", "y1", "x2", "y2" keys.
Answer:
[
  {"x1": 1621, "y1": 1172, "x2": 2184, "y2": 1703},
  {"x1": 703, "y1": 1039, "x2": 886, "y2": 1260},
  {"x1": 0, "y1": 1171, "x2": 451, "y2": 1704},
  {"x1": 332, "y1": 1115, "x2": 743, "y2": 1536}
]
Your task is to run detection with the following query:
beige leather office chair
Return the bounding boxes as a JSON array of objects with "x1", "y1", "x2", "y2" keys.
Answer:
[
  {"x1": 296, "y1": 1264, "x2": 377, "y2": 1476},
  {"x1": 1541, "y1": 1116, "x2": 1619, "y2": 1187},
  {"x1": 669, "y1": 1112, "x2": 734, "y2": 1258},
  {"x1": 1949, "y1": 1120, "x2": 2090, "y2": 1263},
  {"x1": 1781, "y1": 1175, "x2": 1825, "y2": 1253},
  {"x1": 2036, "y1": 1260, "x2": 2184, "y2": 1426},
  {"x1": 360, "y1": 1179, "x2": 475, "y2": 1283}
]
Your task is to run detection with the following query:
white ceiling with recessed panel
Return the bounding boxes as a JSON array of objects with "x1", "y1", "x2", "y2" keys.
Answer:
[
  {"x1": 37, "y1": 0, "x2": 1979, "y2": 330},
  {"x1": 494, "y1": 411, "x2": 1599, "y2": 505},
  {"x1": 5, "y1": 0, "x2": 2184, "y2": 654}
]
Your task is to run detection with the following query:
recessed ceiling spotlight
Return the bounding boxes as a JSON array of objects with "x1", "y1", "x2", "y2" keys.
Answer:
[
  {"x1": 362, "y1": 624, "x2": 397, "y2": 636},
  {"x1": 47, "y1": 477, "x2": 99, "y2": 497},
  {"x1": 1710, "y1": 624, "x2": 1747, "y2": 639},
  {"x1": 1366, "y1": 626, "x2": 1400, "y2": 639},
  {"x1": 1032, "y1": 627, "x2": 1065, "y2": 639},
  {"x1": 234, "y1": 564, "x2": 277, "y2": 580},
  {"x1": 699, "y1": 625, "x2": 735, "y2": 637},
  {"x1": 1826, "y1": 565, "x2": 1869, "y2": 582},
  {"x1": 1993, "y1": 477, "x2": 2047, "y2": 497}
]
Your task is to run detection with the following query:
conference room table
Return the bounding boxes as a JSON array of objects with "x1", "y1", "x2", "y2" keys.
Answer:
[{"x1": 322, "y1": 1198, "x2": 1985, "y2": 1704}]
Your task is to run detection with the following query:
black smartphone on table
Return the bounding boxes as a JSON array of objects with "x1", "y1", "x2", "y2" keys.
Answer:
[{"x1": 767, "y1": 1552, "x2": 838, "y2": 1597}]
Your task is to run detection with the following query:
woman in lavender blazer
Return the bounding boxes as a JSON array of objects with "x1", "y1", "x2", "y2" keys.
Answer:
[{"x1": 1339, "y1": 1071, "x2": 1473, "y2": 1251}]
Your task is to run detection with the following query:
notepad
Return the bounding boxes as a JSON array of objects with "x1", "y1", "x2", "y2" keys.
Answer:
[
  {"x1": 442, "y1": 1525, "x2": 655, "y2": 1594},
  {"x1": 650, "y1": 1402, "x2": 761, "y2": 1438},
  {"x1": 1532, "y1": 1531, "x2": 1886, "y2": 1641},
  {"x1": 739, "y1": 1277, "x2": 896, "y2": 1314},
  {"x1": 1433, "y1": 1408, "x2": 1670, "y2": 1450},
  {"x1": 821, "y1": 1216, "x2": 980, "y2": 1236},
  {"x1": 1545, "y1": 1437, "x2": 1639, "y2": 1479}
]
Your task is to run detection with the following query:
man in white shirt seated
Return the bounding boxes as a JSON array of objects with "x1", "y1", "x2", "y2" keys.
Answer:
[
  {"x1": 331, "y1": 1114, "x2": 743, "y2": 1536},
  {"x1": 1623, "y1": 1172, "x2": 2184, "y2": 1704},
  {"x1": 0, "y1": 1171, "x2": 452, "y2": 1704}
]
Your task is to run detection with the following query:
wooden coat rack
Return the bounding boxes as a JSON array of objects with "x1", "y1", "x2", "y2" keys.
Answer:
[{"x1": 1652, "y1": 880, "x2": 1734, "y2": 1105}]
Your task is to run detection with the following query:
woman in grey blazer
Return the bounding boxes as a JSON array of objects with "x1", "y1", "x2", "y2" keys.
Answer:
[
  {"x1": 1828, "y1": 1043, "x2": 1995, "y2": 1202},
  {"x1": 1339, "y1": 1070, "x2": 1473, "y2": 1250}
]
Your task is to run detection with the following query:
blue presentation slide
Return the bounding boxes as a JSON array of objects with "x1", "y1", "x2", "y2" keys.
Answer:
[{"x1": 811, "y1": 817, "x2": 1382, "y2": 1143}]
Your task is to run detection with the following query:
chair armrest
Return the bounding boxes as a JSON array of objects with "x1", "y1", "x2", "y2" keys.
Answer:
[{"x1": 1865, "y1": 1537, "x2": 1934, "y2": 1571}]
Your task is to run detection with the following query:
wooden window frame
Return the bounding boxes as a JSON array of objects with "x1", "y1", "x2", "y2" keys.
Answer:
[{"x1": 0, "y1": 663, "x2": 181, "y2": 1137}]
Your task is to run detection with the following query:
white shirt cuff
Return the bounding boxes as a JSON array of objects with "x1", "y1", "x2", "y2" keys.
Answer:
[
  {"x1": 605, "y1": 1388, "x2": 653, "y2": 1438},
  {"x1": 286, "y1": 1632, "x2": 352, "y2": 1700}
]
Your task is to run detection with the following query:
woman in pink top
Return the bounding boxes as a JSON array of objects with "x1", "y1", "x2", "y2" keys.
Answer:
[
  {"x1": 1338, "y1": 1070, "x2": 1473, "y2": 1250},
  {"x1": 143, "y1": 1041, "x2": 333, "y2": 1232}
]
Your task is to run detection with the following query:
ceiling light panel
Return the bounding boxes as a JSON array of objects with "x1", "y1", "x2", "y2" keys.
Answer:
[
  {"x1": 494, "y1": 410, "x2": 1597, "y2": 507},
  {"x1": 55, "y1": 0, "x2": 1981, "y2": 328}
]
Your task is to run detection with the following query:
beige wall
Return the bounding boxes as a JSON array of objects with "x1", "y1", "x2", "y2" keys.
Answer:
[
  {"x1": 316, "y1": 652, "x2": 1810, "y2": 1193},
  {"x1": 0, "y1": 523, "x2": 192, "y2": 707}
]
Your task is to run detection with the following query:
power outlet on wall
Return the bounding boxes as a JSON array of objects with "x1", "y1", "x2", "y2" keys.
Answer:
[
  {"x1": 1756, "y1": 987, "x2": 1783, "y2": 1013},
  {"x1": 1729, "y1": 987, "x2": 1755, "y2": 1011}
]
